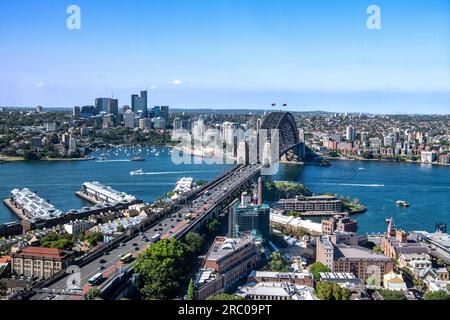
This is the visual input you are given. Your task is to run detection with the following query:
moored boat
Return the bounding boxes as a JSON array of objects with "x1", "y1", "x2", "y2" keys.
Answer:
[{"x1": 396, "y1": 200, "x2": 410, "y2": 207}]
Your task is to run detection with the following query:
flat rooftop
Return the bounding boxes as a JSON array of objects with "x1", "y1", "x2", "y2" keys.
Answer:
[
  {"x1": 82, "y1": 181, "x2": 136, "y2": 203},
  {"x1": 10, "y1": 188, "x2": 64, "y2": 219},
  {"x1": 206, "y1": 236, "x2": 254, "y2": 262},
  {"x1": 335, "y1": 244, "x2": 391, "y2": 261}
]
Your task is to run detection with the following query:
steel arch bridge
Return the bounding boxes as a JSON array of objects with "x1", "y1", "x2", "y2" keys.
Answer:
[{"x1": 259, "y1": 112, "x2": 302, "y2": 161}]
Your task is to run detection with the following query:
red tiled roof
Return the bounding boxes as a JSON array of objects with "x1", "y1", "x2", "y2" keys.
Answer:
[
  {"x1": 0, "y1": 255, "x2": 12, "y2": 264},
  {"x1": 14, "y1": 246, "x2": 70, "y2": 260}
]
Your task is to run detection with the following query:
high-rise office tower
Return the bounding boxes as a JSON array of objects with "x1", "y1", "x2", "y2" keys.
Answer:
[
  {"x1": 95, "y1": 98, "x2": 118, "y2": 116},
  {"x1": 131, "y1": 90, "x2": 148, "y2": 117},
  {"x1": 73, "y1": 106, "x2": 80, "y2": 117},
  {"x1": 107, "y1": 99, "x2": 119, "y2": 116}
]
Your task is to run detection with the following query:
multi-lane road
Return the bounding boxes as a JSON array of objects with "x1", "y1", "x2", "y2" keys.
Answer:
[{"x1": 32, "y1": 164, "x2": 261, "y2": 300}]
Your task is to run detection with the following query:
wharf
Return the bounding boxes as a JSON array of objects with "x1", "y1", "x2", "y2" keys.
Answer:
[
  {"x1": 3, "y1": 198, "x2": 28, "y2": 221},
  {"x1": 300, "y1": 211, "x2": 348, "y2": 217},
  {"x1": 75, "y1": 191, "x2": 103, "y2": 205}
]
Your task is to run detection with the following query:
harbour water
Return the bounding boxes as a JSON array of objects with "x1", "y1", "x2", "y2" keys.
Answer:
[
  {"x1": 0, "y1": 147, "x2": 449, "y2": 234},
  {"x1": 0, "y1": 147, "x2": 232, "y2": 225},
  {"x1": 275, "y1": 160, "x2": 450, "y2": 234}
]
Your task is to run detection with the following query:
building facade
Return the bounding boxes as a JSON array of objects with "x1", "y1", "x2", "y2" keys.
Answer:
[
  {"x1": 273, "y1": 195, "x2": 342, "y2": 213},
  {"x1": 11, "y1": 247, "x2": 75, "y2": 279},
  {"x1": 229, "y1": 199, "x2": 270, "y2": 241},
  {"x1": 195, "y1": 236, "x2": 261, "y2": 300}
]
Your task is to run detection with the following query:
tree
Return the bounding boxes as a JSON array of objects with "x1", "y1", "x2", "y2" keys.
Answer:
[
  {"x1": 186, "y1": 278, "x2": 196, "y2": 300},
  {"x1": 436, "y1": 259, "x2": 445, "y2": 267},
  {"x1": 134, "y1": 239, "x2": 187, "y2": 300},
  {"x1": 268, "y1": 252, "x2": 289, "y2": 272},
  {"x1": 316, "y1": 282, "x2": 333, "y2": 300},
  {"x1": 0, "y1": 279, "x2": 7, "y2": 295},
  {"x1": 424, "y1": 290, "x2": 450, "y2": 300},
  {"x1": 86, "y1": 287, "x2": 102, "y2": 300},
  {"x1": 196, "y1": 180, "x2": 207, "y2": 187},
  {"x1": 316, "y1": 282, "x2": 350, "y2": 300},
  {"x1": 378, "y1": 289, "x2": 405, "y2": 300},
  {"x1": 116, "y1": 225, "x2": 125, "y2": 233},
  {"x1": 184, "y1": 232, "x2": 204, "y2": 255},
  {"x1": 86, "y1": 232, "x2": 104, "y2": 246},
  {"x1": 207, "y1": 294, "x2": 245, "y2": 301},
  {"x1": 206, "y1": 219, "x2": 220, "y2": 233},
  {"x1": 41, "y1": 232, "x2": 75, "y2": 250},
  {"x1": 372, "y1": 246, "x2": 382, "y2": 253},
  {"x1": 309, "y1": 262, "x2": 331, "y2": 280},
  {"x1": 23, "y1": 151, "x2": 40, "y2": 161}
]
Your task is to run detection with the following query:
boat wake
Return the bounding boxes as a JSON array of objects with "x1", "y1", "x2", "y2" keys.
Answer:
[
  {"x1": 95, "y1": 159, "x2": 132, "y2": 163},
  {"x1": 311, "y1": 182, "x2": 385, "y2": 188},
  {"x1": 131, "y1": 170, "x2": 221, "y2": 176},
  {"x1": 338, "y1": 183, "x2": 385, "y2": 187}
]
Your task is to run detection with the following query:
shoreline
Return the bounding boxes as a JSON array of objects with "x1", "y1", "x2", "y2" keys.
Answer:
[{"x1": 324, "y1": 156, "x2": 450, "y2": 167}]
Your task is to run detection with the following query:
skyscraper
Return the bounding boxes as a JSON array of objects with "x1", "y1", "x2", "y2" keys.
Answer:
[
  {"x1": 229, "y1": 193, "x2": 270, "y2": 242},
  {"x1": 95, "y1": 98, "x2": 118, "y2": 116},
  {"x1": 95, "y1": 98, "x2": 109, "y2": 115},
  {"x1": 346, "y1": 126, "x2": 355, "y2": 142},
  {"x1": 73, "y1": 106, "x2": 80, "y2": 117},
  {"x1": 107, "y1": 99, "x2": 119, "y2": 116},
  {"x1": 124, "y1": 110, "x2": 136, "y2": 129},
  {"x1": 131, "y1": 90, "x2": 148, "y2": 117}
]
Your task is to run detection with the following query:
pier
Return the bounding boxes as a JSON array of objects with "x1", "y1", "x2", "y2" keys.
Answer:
[{"x1": 3, "y1": 183, "x2": 142, "y2": 235}]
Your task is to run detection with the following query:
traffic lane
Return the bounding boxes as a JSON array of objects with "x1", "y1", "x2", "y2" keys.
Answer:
[
  {"x1": 35, "y1": 166, "x2": 259, "y2": 297},
  {"x1": 43, "y1": 221, "x2": 173, "y2": 292}
]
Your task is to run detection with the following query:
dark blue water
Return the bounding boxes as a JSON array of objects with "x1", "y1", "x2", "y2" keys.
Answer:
[
  {"x1": 0, "y1": 147, "x2": 232, "y2": 224},
  {"x1": 275, "y1": 160, "x2": 450, "y2": 234},
  {"x1": 1, "y1": 149, "x2": 449, "y2": 234}
]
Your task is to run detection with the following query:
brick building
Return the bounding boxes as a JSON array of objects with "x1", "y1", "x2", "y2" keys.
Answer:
[{"x1": 11, "y1": 247, "x2": 75, "y2": 279}]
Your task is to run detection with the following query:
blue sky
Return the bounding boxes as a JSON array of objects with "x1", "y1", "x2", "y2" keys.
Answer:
[{"x1": 0, "y1": 0, "x2": 449, "y2": 113}]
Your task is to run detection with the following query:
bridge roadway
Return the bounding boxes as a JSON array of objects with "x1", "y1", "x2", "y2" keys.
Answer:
[{"x1": 30, "y1": 164, "x2": 261, "y2": 300}]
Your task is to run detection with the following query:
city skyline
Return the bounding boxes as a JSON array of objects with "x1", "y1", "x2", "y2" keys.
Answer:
[{"x1": 0, "y1": 0, "x2": 449, "y2": 113}]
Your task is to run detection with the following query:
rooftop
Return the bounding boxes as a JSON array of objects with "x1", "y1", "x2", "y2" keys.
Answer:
[
  {"x1": 335, "y1": 244, "x2": 391, "y2": 261},
  {"x1": 236, "y1": 282, "x2": 316, "y2": 300},
  {"x1": 10, "y1": 188, "x2": 65, "y2": 219},
  {"x1": 206, "y1": 236, "x2": 255, "y2": 262},
  {"x1": 249, "y1": 270, "x2": 313, "y2": 280},
  {"x1": 82, "y1": 181, "x2": 137, "y2": 203},
  {"x1": 13, "y1": 246, "x2": 72, "y2": 260}
]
